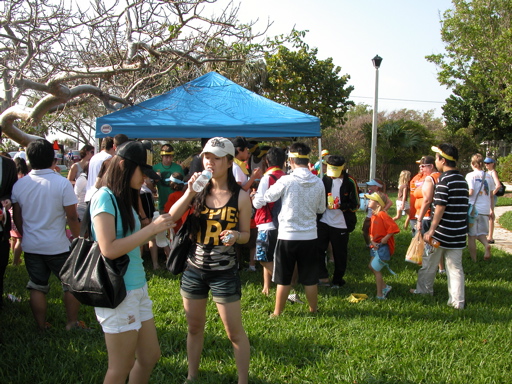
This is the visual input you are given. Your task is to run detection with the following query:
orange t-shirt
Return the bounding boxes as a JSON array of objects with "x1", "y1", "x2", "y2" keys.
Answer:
[
  {"x1": 413, "y1": 172, "x2": 440, "y2": 218},
  {"x1": 370, "y1": 211, "x2": 400, "y2": 255},
  {"x1": 409, "y1": 172, "x2": 423, "y2": 219}
]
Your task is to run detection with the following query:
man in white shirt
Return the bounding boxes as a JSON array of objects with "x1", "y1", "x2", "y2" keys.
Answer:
[
  {"x1": 231, "y1": 136, "x2": 261, "y2": 191},
  {"x1": 264, "y1": 142, "x2": 326, "y2": 317},
  {"x1": 84, "y1": 137, "x2": 115, "y2": 202},
  {"x1": 12, "y1": 139, "x2": 82, "y2": 331},
  {"x1": 13, "y1": 146, "x2": 26, "y2": 161}
]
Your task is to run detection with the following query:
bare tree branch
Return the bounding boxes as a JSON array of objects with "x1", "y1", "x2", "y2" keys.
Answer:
[{"x1": 0, "y1": 0, "x2": 270, "y2": 145}]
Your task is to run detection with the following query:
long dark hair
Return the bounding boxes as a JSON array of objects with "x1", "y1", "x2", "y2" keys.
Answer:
[
  {"x1": 100, "y1": 155, "x2": 139, "y2": 235},
  {"x1": 191, "y1": 154, "x2": 240, "y2": 237}
]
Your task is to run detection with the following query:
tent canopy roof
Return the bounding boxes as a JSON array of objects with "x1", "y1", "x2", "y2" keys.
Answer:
[{"x1": 96, "y1": 72, "x2": 320, "y2": 140}]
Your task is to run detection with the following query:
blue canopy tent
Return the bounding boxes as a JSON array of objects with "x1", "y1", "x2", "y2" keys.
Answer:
[{"x1": 95, "y1": 72, "x2": 320, "y2": 141}]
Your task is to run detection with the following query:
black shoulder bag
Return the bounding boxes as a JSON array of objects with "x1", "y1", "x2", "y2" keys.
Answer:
[
  {"x1": 166, "y1": 214, "x2": 194, "y2": 275},
  {"x1": 60, "y1": 192, "x2": 130, "y2": 308}
]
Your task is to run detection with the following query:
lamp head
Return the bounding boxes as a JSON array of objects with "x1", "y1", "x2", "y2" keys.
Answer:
[{"x1": 372, "y1": 55, "x2": 383, "y2": 69}]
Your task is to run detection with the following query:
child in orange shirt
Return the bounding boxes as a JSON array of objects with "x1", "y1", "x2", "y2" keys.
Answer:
[{"x1": 365, "y1": 192, "x2": 400, "y2": 300}]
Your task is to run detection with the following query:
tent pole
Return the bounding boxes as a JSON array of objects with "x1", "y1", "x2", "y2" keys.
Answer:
[{"x1": 318, "y1": 137, "x2": 323, "y2": 178}]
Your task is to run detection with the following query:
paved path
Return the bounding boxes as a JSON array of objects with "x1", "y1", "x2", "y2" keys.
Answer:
[{"x1": 490, "y1": 205, "x2": 512, "y2": 255}]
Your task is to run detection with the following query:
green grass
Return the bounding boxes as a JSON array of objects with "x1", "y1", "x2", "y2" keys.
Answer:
[
  {"x1": 498, "y1": 210, "x2": 512, "y2": 231},
  {"x1": 2, "y1": 206, "x2": 512, "y2": 383}
]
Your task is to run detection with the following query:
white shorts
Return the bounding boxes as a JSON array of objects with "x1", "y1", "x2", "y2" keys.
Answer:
[
  {"x1": 468, "y1": 214, "x2": 490, "y2": 237},
  {"x1": 94, "y1": 283, "x2": 154, "y2": 334},
  {"x1": 396, "y1": 200, "x2": 410, "y2": 211}
]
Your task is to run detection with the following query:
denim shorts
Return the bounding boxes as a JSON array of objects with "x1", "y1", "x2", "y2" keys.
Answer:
[
  {"x1": 180, "y1": 266, "x2": 241, "y2": 303},
  {"x1": 95, "y1": 283, "x2": 154, "y2": 334},
  {"x1": 24, "y1": 251, "x2": 70, "y2": 293}
]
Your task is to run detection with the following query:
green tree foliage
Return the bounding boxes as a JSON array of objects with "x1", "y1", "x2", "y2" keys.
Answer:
[
  {"x1": 263, "y1": 38, "x2": 354, "y2": 128},
  {"x1": 498, "y1": 153, "x2": 512, "y2": 182},
  {"x1": 427, "y1": 0, "x2": 512, "y2": 141},
  {"x1": 322, "y1": 104, "x2": 441, "y2": 167},
  {"x1": 442, "y1": 84, "x2": 512, "y2": 143}
]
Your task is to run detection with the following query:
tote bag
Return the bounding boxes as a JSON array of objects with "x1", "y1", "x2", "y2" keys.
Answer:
[{"x1": 60, "y1": 193, "x2": 129, "y2": 308}]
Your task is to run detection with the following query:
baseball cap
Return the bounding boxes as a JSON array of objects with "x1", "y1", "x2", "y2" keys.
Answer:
[
  {"x1": 364, "y1": 192, "x2": 385, "y2": 207},
  {"x1": 415, "y1": 156, "x2": 425, "y2": 164},
  {"x1": 484, "y1": 157, "x2": 495, "y2": 164},
  {"x1": 321, "y1": 149, "x2": 330, "y2": 157},
  {"x1": 366, "y1": 179, "x2": 383, "y2": 188},
  {"x1": 200, "y1": 137, "x2": 235, "y2": 157},
  {"x1": 117, "y1": 141, "x2": 160, "y2": 180}
]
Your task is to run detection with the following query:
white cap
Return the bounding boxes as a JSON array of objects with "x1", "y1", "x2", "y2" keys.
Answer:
[{"x1": 200, "y1": 137, "x2": 235, "y2": 157}]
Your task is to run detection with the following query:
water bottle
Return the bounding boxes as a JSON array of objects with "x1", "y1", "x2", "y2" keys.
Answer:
[
  {"x1": 428, "y1": 238, "x2": 440, "y2": 248},
  {"x1": 192, "y1": 169, "x2": 212, "y2": 192},
  {"x1": 152, "y1": 211, "x2": 169, "y2": 248},
  {"x1": 327, "y1": 193, "x2": 334, "y2": 209}
]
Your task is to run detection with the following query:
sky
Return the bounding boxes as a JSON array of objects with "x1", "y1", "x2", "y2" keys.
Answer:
[{"x1": 217, "y1": 0, "x2": 454, "y2": 118}]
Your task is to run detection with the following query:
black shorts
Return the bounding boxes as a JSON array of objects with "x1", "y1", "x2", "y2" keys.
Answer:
[{"x1": 273, "y1": 239, "x2": 318, "y2": 286}]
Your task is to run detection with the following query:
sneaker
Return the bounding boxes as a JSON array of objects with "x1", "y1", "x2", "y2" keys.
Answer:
[
  {"x1": 331, "y1": 285, "x2": 341, "y2": 289},
  {"x1": 382, "y1": 285, "x2": 392, "y2": 298},
  {"x1": 318, "y1": 280, "x2": 330, "y2": 287},
  {"x1": 244, "y1": 266, "x2": 256, "y2": 272},
  {"x1": 376, "y1": 296, "x2": 386, "y2": 300},
  {"x1": 287, "y1": 294, "x2": 304, "y2": 304},
  {"x1": 438, "y1": 269, "x2": 446, "y2": 274}
]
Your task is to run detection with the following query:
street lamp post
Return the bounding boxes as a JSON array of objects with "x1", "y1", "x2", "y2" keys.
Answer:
[{"x1": 369, "y1": 54, "x2": 382, "y2": 181}]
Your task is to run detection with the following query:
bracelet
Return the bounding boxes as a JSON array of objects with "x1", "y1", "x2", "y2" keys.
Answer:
[{"x1": 140, "y1": 217, "x2": 148, "y2": 221}]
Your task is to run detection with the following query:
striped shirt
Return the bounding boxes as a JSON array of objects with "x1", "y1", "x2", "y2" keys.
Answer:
[{"x1": 432, "y1": 170, "x2": 469, "y2": 249}]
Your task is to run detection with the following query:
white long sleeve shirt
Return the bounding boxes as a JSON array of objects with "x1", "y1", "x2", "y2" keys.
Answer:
[{"x1": 264, "y1": 167, "x2": 325, "y2": 240}]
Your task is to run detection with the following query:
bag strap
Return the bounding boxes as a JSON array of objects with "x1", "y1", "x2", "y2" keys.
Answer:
[
  {"x1": 80, "y1": 190, "x2": 118, "y2": 239},
  {"x1": 472, "y1": 170, "x2": 486, "y2": 206}
]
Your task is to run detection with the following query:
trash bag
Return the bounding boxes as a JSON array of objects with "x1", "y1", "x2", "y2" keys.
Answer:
[{"x1": 405, "y1": 231, "x2": 424, "y2": 266}]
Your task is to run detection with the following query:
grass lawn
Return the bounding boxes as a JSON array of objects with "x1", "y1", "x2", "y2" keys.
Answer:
[{"x1": 2, "y1": 198, "x2": 512, "y2": 383}]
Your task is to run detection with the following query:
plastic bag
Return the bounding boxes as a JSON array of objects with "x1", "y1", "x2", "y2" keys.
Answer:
[{"x1": 405, "y1": 231, "x2": 424, "y2": 265}]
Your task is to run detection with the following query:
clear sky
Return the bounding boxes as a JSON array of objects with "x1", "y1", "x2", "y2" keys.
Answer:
[{"x1": 217, "y1": 0, "x2": 454, "y2": 118}]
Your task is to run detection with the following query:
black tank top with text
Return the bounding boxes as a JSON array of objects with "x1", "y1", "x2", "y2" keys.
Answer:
[{"x1": 189, "y1": 189, "x2": 240, "y2": 271}]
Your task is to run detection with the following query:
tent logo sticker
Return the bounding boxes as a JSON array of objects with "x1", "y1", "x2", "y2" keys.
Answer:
[{"x1": 100, "y1": 124, "x2": 112, "y2": 134}]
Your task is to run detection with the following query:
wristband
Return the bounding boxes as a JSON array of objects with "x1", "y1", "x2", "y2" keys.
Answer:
[{"x1": 140, "y1": 217, "x2": 148, "y2": 220}]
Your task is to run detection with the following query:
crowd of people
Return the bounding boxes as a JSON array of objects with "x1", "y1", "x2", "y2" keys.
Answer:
[{"x1": 0, "y1": 136, "x2": 506, "y2": 383}]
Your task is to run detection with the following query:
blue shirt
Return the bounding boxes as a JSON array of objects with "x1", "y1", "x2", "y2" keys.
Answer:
[{"x1": 90, "y1": 187, "x2": 145, "y2": 290}]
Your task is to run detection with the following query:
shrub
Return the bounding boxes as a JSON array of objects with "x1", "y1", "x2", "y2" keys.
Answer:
[{"x1": 497, "y1": 153, "x2": 512, "y2": 183}]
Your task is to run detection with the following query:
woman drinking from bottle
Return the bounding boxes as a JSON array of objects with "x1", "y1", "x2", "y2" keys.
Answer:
[{"x1": 168, "y1": 137, "x2": 252, "y2": 384}]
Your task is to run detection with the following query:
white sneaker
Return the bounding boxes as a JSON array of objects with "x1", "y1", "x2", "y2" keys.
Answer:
[
  {"x1": 382, "y1": 285, "x2": 392, "y2": 298},
  {"x1": 287, "y1": 294, "x2": 304, "y2": 304}
]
